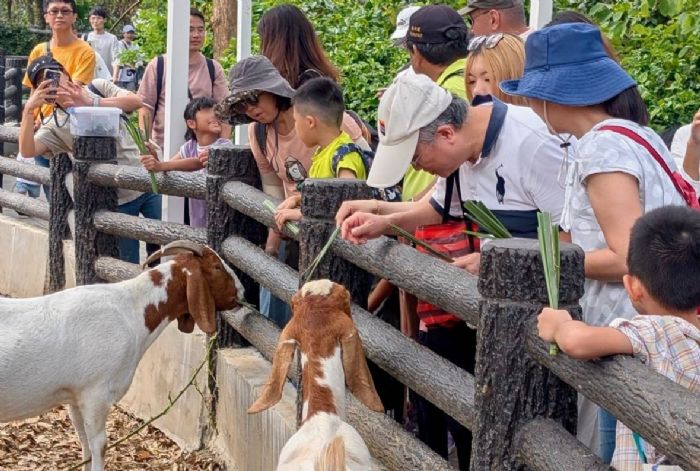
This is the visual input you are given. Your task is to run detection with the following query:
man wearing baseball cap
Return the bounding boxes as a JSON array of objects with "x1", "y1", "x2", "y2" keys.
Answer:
[
  {"x1": 112, "y1": 24, "x2": 141, "y2": 90},
  {"x1": 336, "y1": 72, "x2": 567, "y2": 469},
  {"x1": 459, "y1": 0, "x2": 531, "y2": 38},
  {"x1": 405, "y1": 4, "x2": 470, "y2": 98}
]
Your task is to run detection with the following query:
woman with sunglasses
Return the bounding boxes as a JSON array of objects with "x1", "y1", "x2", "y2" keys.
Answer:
[
  {"x1": 216, "y1": 55, "x2": 366, "y2": 327},
  {"x1": 465, "y1": 33, "x2": 526, "y2": 106},
  {"x1": 501, "y1": 23, "x2": 693, "y2": 462}
]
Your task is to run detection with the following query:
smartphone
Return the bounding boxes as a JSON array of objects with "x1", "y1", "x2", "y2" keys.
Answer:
[{"x1": 44, "y1": 69, "x2": 61, "y2": 103}]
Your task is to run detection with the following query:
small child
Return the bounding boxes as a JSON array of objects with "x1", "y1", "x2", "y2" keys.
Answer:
[
  {"x1": 274, "y1": 77, "x2": 366, "y2": 230},
  {"x1": 140, "y1": 97, "x2": 231, "y2": 228},
  {"x1": 537, "y1": 205, "x2": 700, "y2": 470}
]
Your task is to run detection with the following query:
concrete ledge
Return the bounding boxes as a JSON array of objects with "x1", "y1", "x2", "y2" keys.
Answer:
[
  {"x1": 213, "y1": 348, "x2": 296, "y2": 471},
  {"x1": 0, "y1": 214, "x2": 76, "y2": 297},
  {"x1": 119, "y1": 323, "x2": 209, "y2": 452}
]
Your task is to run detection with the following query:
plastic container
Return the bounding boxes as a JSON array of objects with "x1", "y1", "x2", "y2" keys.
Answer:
[{"x1": 69, "y1": 107, "x2": 122, "y2": 137}]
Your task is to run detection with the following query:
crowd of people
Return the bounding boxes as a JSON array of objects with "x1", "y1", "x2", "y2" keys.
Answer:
[{"x1": 15, "y1": 1, "x2": 700, "y2": 470}]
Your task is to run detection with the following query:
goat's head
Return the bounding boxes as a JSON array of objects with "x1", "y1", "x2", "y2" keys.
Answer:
[
  {"x1": 248, "y1": 279, "x2": 383, "y2": 417},
  {"x1": 143, "y1": 240, "x2": 244, "y2": 335}
]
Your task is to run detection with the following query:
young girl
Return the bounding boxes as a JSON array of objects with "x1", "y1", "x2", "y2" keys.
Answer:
[{"x1": 140, "y1": 97, "x2": 231, "y2": 228}]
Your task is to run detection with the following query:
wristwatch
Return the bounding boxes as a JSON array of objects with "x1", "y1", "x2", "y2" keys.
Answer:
[{"x1": 93, "y1": 96, "x2": 100, "y2": 107}]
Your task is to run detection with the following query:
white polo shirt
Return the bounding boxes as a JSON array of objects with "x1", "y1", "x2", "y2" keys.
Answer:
[{"x1": 430, "y1": 98, "x2": 568, "y2": 238}]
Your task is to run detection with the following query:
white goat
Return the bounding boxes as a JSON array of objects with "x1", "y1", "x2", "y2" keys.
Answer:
[
  {"x1": 0, "y1": 241, "x2": 243, "y2": 471},
  {"x1": 249, "y1": 279, "x2": 384, "y2": 471}
]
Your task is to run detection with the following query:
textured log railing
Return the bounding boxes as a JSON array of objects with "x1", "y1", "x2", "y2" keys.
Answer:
[
  {"x1": 0, "y1": 187, "x2": 49, "y2": 220},
  {"x1": 528, "y1": 331, "x2": 700, "y2": 470},
  {"x1": 32, "y1": 138, "x2": 698, "y2": 471},
  {"x1": 0, "y1": 124, "x2": 20, "y2": 143},
  {"x1": 0, "y1": 155, "x2": 51, "y2": 185}
]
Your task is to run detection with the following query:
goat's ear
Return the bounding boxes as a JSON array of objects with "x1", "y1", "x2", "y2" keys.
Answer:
[
  {"x1": 248, "y1": 326, "x2": 297, "y2": 414},
  {"x1": 341, "y1": 328, "x2": 384, "y2": 413},
  {"x1": 185, "y1": 261, "x2": 217, "y2": 334}
]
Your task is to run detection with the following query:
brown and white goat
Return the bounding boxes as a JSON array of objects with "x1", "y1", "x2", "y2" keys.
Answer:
[
  {"x1": 0, "y1": 241, "x2": 242, "y2": 471},
  {"x1": 248, "y1": 279, "x2": 383, "y2": 471}
]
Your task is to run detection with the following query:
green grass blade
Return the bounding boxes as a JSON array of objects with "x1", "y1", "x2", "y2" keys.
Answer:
[
  {"x1": 537, "y1": 212, "x2": 560, "y2": 356},
  {"x1": 389, "y1": 224, "x2": 454, "y2": 262},
  {"x1": 262, "y1": 200, "x2": 299, "y2": 236},
  {"x1": 301, "y1": 225, "x2": 341, "y2": 284},
  {"x1": 463, "y1": 201, "x2": 512, "y2": 238},
  {"x1": 463, "y1": 230, "x2": 495, "y2": 239}
]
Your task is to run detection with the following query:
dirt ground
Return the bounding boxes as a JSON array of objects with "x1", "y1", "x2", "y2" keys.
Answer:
[{"x1": 0, "y1": 405, "x2": 224, "y2": 471}]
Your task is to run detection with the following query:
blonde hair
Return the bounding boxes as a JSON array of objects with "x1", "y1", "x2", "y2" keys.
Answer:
[{"x1": 465, "y1": 34, "x2": 527, "y2": 106}]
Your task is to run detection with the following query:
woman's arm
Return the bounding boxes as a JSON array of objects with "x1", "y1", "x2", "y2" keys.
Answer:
[{"x1": 584, "y1": 172, "x2": 642, "y2": 281}]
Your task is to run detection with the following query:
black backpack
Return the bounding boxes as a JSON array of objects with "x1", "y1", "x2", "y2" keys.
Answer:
[{"x1": 331, "y1": 143, "x2": 402, "y2": 202}]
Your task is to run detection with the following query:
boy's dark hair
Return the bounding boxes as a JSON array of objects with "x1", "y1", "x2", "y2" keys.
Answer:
[
  {"x1": 293, "y1": 77, "x2": 344, "y2": 128},
  {"x1": 190, "y1": 7, "x2": 205, "y2": 23},
  {"x1": 406, "y1": 28, "x2": 470, "y2": 67},
  {"x1": 183, "y1": 97, "x2": 217, "y2": 141},
  {"x1": 628, "y1": 206, "x2": 700, "y2": 311},
  {"x1": 44, "y1": 0, "x2": 77, "y2": 12},
  {"x1": 89, "y1": 6, "x2": 108, "y2": 18}
]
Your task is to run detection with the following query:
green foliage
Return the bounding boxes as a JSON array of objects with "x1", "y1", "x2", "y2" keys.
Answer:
[
  {"x1": 556, "y1": 0, "x2": 700, "y2": 129},
  {"x1": 0, "y1": 23, "x2": 49, "y2": 55}
]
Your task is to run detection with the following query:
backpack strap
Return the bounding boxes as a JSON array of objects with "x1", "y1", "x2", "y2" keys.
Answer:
[
  {"x1": 82, "y1": 33, "x2": 89, "y2": 41},
  {"x1": 45, "y1": 41, "x2": 51, "y2": 57},
  {"x1": 87, "y1": 81, "x2": 105, "y2": 98},
  {"x1": 599, "y1": 124, "x2": 700, "y2": 209},
  {"x1": 437, "y1": 68, "x2": 464, "y2": 88},
  {"x1": 331, "y1": 143, "x2": 365, "y2": 177},
  {"x1": 205, "y1": 58, "x2": 215, "y2": 95},
  {"x1": 254, "y1": 122, "x2": 268, "y2": 158},
  {"x1": 153, "y1": 54, "x2": 165, "y2": 119}
]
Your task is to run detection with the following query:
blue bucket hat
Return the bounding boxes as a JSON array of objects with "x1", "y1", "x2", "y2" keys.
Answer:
[{"x1": 500, "y1": 23, "x2": 636, "y2": 106}]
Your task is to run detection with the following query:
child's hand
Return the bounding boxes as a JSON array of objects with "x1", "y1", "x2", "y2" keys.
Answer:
[
  {"x1": 537, "y1": 308, "x2": 573, "y2": 343},
  {"x1": 277, "y1": 195, "x2": 301, "y2": 211},
  {"x1": 198, "y1": 148, "x2": 209, "y2": 167},
  {"x1": 140, "y1": 154, "x2": 161, "y2": 172},
  {"x1": 274, "y1": 208, "x2": 302, "y2": 230},
  {"x1": 26, "y1": 80, "x2": 56, "y2": 113}
]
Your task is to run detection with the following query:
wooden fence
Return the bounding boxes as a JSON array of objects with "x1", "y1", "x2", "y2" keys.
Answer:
[{"x1": 0, "y1": 126, "x2": 698, "y2": 470}]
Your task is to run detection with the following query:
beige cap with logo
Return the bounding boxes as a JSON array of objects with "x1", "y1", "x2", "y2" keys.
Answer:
[{"x1": 368, "y1": 73, "x2": 453, "y2": 189}]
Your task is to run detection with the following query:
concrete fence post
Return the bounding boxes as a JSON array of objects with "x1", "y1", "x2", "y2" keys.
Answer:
[
  {"x1": 72, "y1": 137, "x2": 119, "y2": 285},
  {"x1": 298, "y1": 179, "x2": 374, "y2": 305},
  {"x1": 47, "y1": 153, "x2": 73, "y2": 292},
  {"x1": 472, "y1": 238, "x2": 585, "y2": 469},
  {"x1": 206, "y1": 143, "x2": 266, "y2": 347}
]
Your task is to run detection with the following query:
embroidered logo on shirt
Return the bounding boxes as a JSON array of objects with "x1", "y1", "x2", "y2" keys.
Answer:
[
  {"x1": 285, "y1": 156, "x2": 307, "y2": 184},
  {"x1": 495, "y1": 165, "x2": 506, "y2": 204}
]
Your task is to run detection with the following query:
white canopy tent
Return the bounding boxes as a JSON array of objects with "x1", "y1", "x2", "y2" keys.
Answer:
[{"x1": 161, "y1": 0, "x2": 551, "y2": 222}]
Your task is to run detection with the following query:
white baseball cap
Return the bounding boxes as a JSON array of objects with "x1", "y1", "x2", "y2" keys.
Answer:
[
  {"x1": 368, "y1": 73, "x2": 453, "y2": 188},
  {"x1": 390, "y1": 6, "x2": 421, "y2": 41}
]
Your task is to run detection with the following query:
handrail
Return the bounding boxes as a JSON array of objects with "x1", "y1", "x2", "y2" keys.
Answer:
[{"x1": 0, "y1": 155, "x2": 51, "y2": 185}]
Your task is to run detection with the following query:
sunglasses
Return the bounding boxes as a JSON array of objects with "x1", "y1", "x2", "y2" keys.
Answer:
[
  {"x1": 468, "y1": 33, "x2": 505, "y2": 52},
  {"x1": 232, "y1": 90, "x2": 261, "y2": 114}
]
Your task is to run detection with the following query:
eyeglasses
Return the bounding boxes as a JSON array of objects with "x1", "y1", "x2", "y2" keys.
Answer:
[
  {"x1": 45, "y1": 8, "x2": 74, "y2": 16},
  {"x1": 468, "y1": 33, "x2": 505, "y2": 52},
  {"x1": 466, "y1": 9, "x2": 490, "y2": 27},
  {"x1": 232, "y1": 90, "x2": 261, "y2": 114}
]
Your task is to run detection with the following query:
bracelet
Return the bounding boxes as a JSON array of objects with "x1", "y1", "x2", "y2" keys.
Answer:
[{"x1": 373, "y1": 200, "x2": 381, "y2": 215}]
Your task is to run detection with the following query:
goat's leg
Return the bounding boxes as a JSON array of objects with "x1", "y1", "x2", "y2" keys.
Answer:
[
  {"x1": 68, "y1": 404, "x2": 91, "y2": 471},
  {"x1": 78, "y1": 397, "x2": 111, "y2": 471}
]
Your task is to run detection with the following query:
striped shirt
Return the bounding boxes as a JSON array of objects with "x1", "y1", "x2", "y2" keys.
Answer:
[{"x1": 610, "y1": 315, "x2": 700, "y2": 470}]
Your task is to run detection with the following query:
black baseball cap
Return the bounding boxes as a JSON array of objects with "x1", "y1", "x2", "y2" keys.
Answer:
[
  {"x1": 26, "y1": 54, "x2": 65, "y2": 88},
  {"x1": 408, "y1": 5, "x2": 468, "y2": 44},
  {"x1": 458, "y1": 0, "x2": 516, "y2": 16}
]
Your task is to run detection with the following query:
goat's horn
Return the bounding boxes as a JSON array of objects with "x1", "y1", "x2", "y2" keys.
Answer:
[{"x1": 141, "y1": 240, "x2": 205, "y2": 269}]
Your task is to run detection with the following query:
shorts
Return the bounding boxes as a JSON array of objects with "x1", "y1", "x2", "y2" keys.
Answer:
[{"x1": 15, "y1": 181, "x2": 41, "y2": 198}]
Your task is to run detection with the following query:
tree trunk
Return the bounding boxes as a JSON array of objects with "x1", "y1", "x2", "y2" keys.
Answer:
[
  {"x1": 32, "y1": 0, "x2": 43, "y2": 28},
  {"x1": 211, "y1": 0, "x2": 237, "y2": 60}
]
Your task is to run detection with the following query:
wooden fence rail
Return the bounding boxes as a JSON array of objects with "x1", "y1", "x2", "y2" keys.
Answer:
[{"x1": 1, "y1": 133, "x2": 698, "y2": 471}]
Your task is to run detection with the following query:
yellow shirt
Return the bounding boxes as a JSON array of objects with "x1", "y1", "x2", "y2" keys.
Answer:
[
  {"x1": 23, "y1": 39, "x2": 96, "y2": 118},
  {"x1": 309, "y1": 132, "x2": 367, "y2": 180},
  {"x1": 402, "y1": 167, "x2": 436, "y2": 201},
  {"x1": 436, "y1": 58, "x2": 467, "y2": 99}
]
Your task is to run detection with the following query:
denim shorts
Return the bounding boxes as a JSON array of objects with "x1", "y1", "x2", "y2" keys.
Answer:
[{"x1": 15, "y1": 181, "x2": 41, "y2": 198}]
